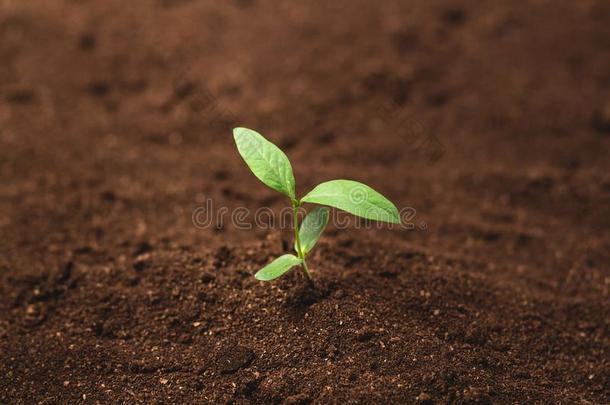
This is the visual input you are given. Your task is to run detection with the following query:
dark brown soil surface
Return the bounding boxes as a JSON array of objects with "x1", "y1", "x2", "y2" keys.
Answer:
[{"x1": 1, "y1": 1, "x2": 610, "y2": 403}]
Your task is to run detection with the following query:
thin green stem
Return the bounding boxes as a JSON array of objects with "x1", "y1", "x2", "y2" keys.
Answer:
[{"x1": 293, "y1": 201, "x2": 314, "y2": 288}]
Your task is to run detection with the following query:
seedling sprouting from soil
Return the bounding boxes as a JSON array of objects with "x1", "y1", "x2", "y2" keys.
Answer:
[{"x1": 233, "y1": 127, "x2": 400, "y2": 287}]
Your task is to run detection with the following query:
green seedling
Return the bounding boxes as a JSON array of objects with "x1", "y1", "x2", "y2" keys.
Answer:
[{"x1": 233, "y1": 127, "x2": 401, "y2": 287}]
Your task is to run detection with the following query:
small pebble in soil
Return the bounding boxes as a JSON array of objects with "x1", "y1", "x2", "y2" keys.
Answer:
[
  {"x1": 356, "y1": 329, "x2": 378, "y2": 342},
  {"x1": 417, "y1": 392, "x2": 433, "y2": 404},
  {"x1": 133, "y1": 258, "x2": 150, "y2": 271},
  {"x1": 24, "y1": 304, "x2": 46, "y2": 327}
]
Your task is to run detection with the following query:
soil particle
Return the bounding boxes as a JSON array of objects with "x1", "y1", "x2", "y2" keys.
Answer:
[
  {"x1": 132, "y1": 257, "x2": 150, "y2": 271},
  {"x1": 284, "y1": 393, "x2": 311, "y2": 405},
  {"x1": 462, "y1": 386, "x2": 492, "y2": 404},
  {"x1": 356, "y1": 328, "x2": 379, "y2": 342},
  {"x1": 217, "y1": 345, "x2": 255, "y2": 374},
  {"x1": 416, "y1": 392, "x2": 434, "y2": 404},
  {"x1": 199, "y1": 272, "x2": 216, "y2": 284},
  {"x1": 23, "y1": 303, "x2": 46, "y2": 327}
]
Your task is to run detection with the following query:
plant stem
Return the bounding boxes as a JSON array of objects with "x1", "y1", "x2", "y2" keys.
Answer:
[{"x1": 292, "y1": 201, "x2": 314, "y2": 288}]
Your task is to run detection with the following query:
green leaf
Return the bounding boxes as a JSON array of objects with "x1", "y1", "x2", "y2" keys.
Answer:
[
  {"x1": 233, "y1": 127, "x2": 296, "y2": 199},
  {"x1": 301, "y1": 179, "x2": 400, "y2": 224},
  {"x1": 295, "y1": 207, "x2": 329, "y2": 255},
  {"x1": 254, "y1": 254, "x2": 302, "y2": 281}
]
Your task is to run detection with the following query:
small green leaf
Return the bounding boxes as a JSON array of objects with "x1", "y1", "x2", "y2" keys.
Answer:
[
  {"x1": 295, "y1": 207, "x2": 329, "y2": 255},
  {"x1": 233, "y1": 127, "x2": 296, "y2": 199},
  {"x1": 301, "y1": 179, "x2": 400, "y2": 224},
  {"x1": 255, "y1": 254, "x2": 302, "y2": 281}
]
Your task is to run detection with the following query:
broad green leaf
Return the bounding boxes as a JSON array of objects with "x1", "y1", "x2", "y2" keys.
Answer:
[
  {"x1": 295, "y1": 207, "x2": 329, "y2": 255},
  {"x1": 301, "y1": 179, "x2": 400, "y2": 224},
  {"x1": 233, "y1": 127, "x2": 296, "y2": 199},
  {"x1": 255, "y1": 254, "x2": 302, "y2": 281}
]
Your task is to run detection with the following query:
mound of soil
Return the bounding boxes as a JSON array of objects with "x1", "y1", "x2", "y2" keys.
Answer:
[{"x1": 1, "y1": 1, "x2": 609, "y2": 403}]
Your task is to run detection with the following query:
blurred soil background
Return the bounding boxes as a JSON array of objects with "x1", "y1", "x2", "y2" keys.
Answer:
[{"x1": 1, "y1": 0, "x2": 609, "y2": 403}]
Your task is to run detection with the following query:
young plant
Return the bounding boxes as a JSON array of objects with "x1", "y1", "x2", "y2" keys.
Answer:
[{"x1": 233, "y1": 127, "x2": 400, "y2": 287}]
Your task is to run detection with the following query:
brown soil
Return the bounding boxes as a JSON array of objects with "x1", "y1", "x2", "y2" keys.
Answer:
[{"x1": 1, "y1": 1, "x2": 609, "y2": 403}]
